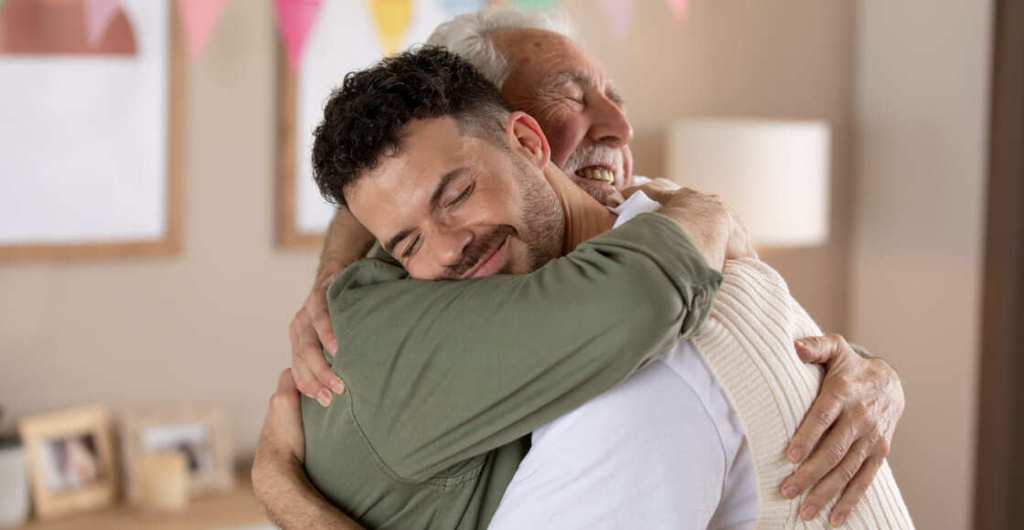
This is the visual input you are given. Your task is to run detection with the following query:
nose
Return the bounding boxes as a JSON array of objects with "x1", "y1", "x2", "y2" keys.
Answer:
[
  {"x1": 586, "y1": 94, "x2": 633, "y2": 148},
  {"x1": 430, "y1": 225, "x2": 473, "y2": 268}
]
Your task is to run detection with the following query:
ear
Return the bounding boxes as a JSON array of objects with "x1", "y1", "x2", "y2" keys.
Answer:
[{"x1": 505, "y1": 111, "x2": 551, "y2": 170}]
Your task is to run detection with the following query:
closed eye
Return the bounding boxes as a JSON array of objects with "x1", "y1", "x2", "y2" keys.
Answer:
[
  {"x1": 401, "y1": 234, "x2": 421, "y2": 259},
  {"x1": 447, "y1": 181, "x2": 475, "y2": 208}
]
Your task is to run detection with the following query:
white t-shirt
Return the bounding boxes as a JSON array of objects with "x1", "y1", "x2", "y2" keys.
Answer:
[{"x1": 488, "y1": 190, "x2": 759, "y2": 530}]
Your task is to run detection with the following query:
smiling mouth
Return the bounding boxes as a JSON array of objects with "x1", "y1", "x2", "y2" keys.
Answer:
[
  {"x1": 576, "y1": 166, "x2": 616, "y2": 184},
  {"x1": 461, "y1": 235, "x2": 510, "y2": 279}
]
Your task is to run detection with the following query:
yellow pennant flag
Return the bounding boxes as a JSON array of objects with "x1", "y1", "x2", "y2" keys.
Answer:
[{"x1": 369, "y1": 0, "x2": 413, "y2": 56}]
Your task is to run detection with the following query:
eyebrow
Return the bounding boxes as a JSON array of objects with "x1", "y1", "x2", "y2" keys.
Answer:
[
  {"x1": 545, "y1": 71, "x2": 591, "y2": 92},
  {"x1": 544, "y1": 71, "x2": 625, "y2": 105},
  {"x1": 383, "y1": 166, "x2": 469, "y2": 256}
]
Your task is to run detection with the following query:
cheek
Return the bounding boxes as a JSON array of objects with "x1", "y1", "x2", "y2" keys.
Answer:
[{"x1": 537, "y1": 113, "x2": 587, "y2": 167}]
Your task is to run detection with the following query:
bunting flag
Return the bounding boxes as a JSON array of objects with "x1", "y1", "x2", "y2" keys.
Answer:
[
  {"x1": 511, "y1": 0, "x2": 557, "y2": 11},
  {"x1": 176, "y1": 0, "x2": 230, "y2": 60},
  {"x1": 275, "y1": 0, "x2": 323, "y2": 71},
  {"x1": 438, "y1": 0, "x2": 486, "y2": 17},
  {"x1": 369, "y1": 0, "x2": 412, "y2": 56},
  {"x1": 84, "y1": 0, "x2": 120, "y2": 46},
  {"x1": 667, "y1": 0, "x2": 687, "y2": 21},
  {"x1": 601, "y1": 0, "x2": 633, "y2": 36}
]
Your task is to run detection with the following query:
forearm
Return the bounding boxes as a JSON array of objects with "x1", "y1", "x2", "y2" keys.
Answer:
[
  {"x1": 316, "y1": 208, "x2": 375, "y2": 285},
  {"x1": 254, "y1": 454, "x2": 364, "y2": 530},
  {"x1": 334, "y1": 213, "x2": 722, "y2": 478}
]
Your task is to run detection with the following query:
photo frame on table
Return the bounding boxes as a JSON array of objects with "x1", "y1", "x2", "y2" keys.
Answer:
[
  {"x1": 17, "y1": 405, "x2": 119, "y2": 520},
  {"x1": 275, "y1": 0, "x2": 454, "y2": 249},
  {"x1": 119, "y1": 405, "x2": 233, "y2": 502},
  {"x1": 0, "y1": 0, "x2": 185, "y2": 262}
]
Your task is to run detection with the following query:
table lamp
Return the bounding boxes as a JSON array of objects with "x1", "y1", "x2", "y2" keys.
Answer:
[{"x1": 667, "y1": 118, "x2": 831, "y2": 247}]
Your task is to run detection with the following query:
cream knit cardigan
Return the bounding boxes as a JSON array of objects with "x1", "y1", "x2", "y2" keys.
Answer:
[{"x1": 691, "y1": 258, "x2": 914, "y2": 529}]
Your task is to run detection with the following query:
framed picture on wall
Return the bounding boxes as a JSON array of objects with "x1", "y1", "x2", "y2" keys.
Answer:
[
  {"x1": 18, "y1": 406, "x2": 119, "y2": 520},
  {"x1": 0, "y1": 0, "x2": 185, "y2": 262},
  {"x1": 119, "y1": 406, "x2": 233, "y2": 502},
  {"x1": 275, "y1": 0, "x2": 460, "y2": 248}
]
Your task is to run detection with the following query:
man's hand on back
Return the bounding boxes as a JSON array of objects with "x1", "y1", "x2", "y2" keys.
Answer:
[
  {"x1": 289, "y1": 208, "x2": 375, "y2": 407},
  {"x1": 290, "y1": 274, "x2": 346, "y2": 407},
  {"x1": 782, "y1": 334, "x2": 905, "y2": 527},
  {"x1": 623, "y1": 183, "x2": 754, "y2": 270},
  {"x1": 253, "y1": 370, "x2": 365, "y2": 530}
]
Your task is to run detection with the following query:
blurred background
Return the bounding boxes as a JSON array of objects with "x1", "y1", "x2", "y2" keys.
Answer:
[{"x1": 0, "y1": 0, "x2": 1020, "y2": 529}]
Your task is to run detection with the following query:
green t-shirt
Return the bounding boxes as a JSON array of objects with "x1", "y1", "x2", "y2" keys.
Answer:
[{"x1": 302, "y1": 212, "x2": 722, "y2": 529}]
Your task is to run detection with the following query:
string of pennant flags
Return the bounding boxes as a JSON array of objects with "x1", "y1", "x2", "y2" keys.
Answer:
[{"x1": 5, "y1": 0, "x2": 689, "y2": 69}]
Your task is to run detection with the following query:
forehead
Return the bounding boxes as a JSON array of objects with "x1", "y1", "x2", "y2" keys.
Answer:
[
  {"x1": 344, "y1": 119, "x2": 465, "y2": 223},
  {"x1": 493, "y1": 29, "x2": 606, "y2": 89}
]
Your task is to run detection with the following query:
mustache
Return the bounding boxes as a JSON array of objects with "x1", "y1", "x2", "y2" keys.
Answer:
[
  {"x1": 444, "y1": 225, "x2": 515, "y2": 279},
  {"x1": 562, "y1": 142, "x2": 624, "y2": 175}
]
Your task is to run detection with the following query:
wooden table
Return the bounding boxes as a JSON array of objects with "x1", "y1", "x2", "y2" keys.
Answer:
[{"x1": 17, "y1": 486, "x2": 272, "y2": 530}]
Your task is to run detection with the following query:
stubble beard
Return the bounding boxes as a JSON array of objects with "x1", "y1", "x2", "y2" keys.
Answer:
[{"x1": 513, "y1": 158, "x2": 565, "y2": 272}]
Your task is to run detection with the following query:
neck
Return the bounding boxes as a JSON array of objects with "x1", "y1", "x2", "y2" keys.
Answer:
[{"x1": 542, "y1": 164, "x2": 616, "y2": 255}]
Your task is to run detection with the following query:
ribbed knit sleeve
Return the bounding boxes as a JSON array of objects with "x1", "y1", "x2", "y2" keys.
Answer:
[{"x1": 691, "y1": 258, "x2": 914, "y2": 529}]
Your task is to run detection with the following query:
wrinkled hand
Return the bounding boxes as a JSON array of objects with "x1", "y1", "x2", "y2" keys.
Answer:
[
  {"x1": 253, "y1": 369, "x2": 307, "y2": 497},
  {"x1": 289, "y1": 276, "x2": 346, "y2": 407},
  {"x1": 623, "y1": 184, "x2": 749, "y2": 270},
  {"x1": 782, "y1": 334, "x2": 905, "y2": 527}
]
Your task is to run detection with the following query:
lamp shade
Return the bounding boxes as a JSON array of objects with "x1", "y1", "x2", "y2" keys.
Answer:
[{"x1": 667, "y1": 119, "x2": 831, "y2": 247}]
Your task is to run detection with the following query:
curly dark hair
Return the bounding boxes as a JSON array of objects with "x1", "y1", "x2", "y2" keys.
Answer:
[{"x1": 311, "y1": 46, "x2": 512, "y2": 207}]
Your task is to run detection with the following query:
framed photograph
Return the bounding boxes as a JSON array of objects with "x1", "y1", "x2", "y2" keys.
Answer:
[
  {"x1": 0, "y1": 0, "x2": 185, "y2": 262},
  {"x1": 120, "y1": 406, "x2": 233, "y2": 502},
  {"x1": 17, "y1": 405, "x2": 118, "y2": 520},
  {"x1": 275, "y1": 0, "x2": 452, "y2": 248}
]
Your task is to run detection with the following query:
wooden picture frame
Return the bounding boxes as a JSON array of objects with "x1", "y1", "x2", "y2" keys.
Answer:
[
  {"x1": 17, "y1": 405, "x2": 119, "y2": 520},
  {"x1": 119, "y1": 406, "x2": 233, "y2": 502},
  {"x1": 276, "y1": 49, "x2": 326, "y2": 250},
  {"x1": 0, "y1": 1, "x2": 185, "y2": 262},
  {"x1": 274, "y1": 0, "x2": 460, "y2": 250}
]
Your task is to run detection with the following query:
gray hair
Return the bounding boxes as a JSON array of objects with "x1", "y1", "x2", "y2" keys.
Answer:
[{"x1": 426, "y1": 7, "x2": 573, "y2": 88}]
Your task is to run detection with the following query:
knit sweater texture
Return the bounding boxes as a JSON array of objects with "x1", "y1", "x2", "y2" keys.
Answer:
[{"x1": 691, "y1": 258, "x2": 914, "y2": 529}]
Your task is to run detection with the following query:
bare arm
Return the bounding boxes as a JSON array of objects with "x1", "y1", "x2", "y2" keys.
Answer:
[{"x1": 253, "y1": 370, "x2": 366, "y2": 530}]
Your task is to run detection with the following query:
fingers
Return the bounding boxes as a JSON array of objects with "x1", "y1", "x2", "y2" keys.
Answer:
[
  {"x1": 829, "y1": 455, "x2": 884, "y2": 527},
  {"x1": 290, "y1": 305, "x2": 346, "y2": 406},
  {"x1": 276, "y1": 369, "x2": 296, "y2": 393},
  {"x1": 798, "y1": 437, "x2": 872, "y2": 521},
  {"x1": 794, "y1": 333, "x2": 843, "y2": 364},
  {"x1": 784, "y1": 412, "x2": 857, "y2": 501},
  {"x1": 786, "y1": 388, "x2": 843, "y2": 464},
  {"x1": 306, "y1": 282, "x2": 338, "y2": 356},
  {"x1": 290, "y1": 359, "x2": 328, "y2": 406}
]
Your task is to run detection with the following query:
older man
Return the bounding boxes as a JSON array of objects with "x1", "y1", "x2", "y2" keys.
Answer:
[{"x1": 263, "y1": 8, "x2": 905, "y2": 528}]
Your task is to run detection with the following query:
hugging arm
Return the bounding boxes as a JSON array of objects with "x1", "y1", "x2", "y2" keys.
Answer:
[
  {"x1": 253, "y1": 370, "x2": 365, "y2": 530},
  {"x1": 257, "y1": 211, "x2": 721, "y2": 523},
  {"x1": 333, "y1": 212, "x2": 721, "y2": 480},
  {"x1": 290, "y1": 208, "x2": 374, "y2": 406}
]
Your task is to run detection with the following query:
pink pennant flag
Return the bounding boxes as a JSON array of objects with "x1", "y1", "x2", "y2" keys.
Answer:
[
  {"x1": 668, "y1": 0, "x2": 687, "y2": 21},
  {"x1": 602, "y1": 0, "x2": 634, "y2": 37},
  {"x1": 84, "y1": 0, "x2": 120, "y2": 46},
  {"x1": 275, "y1": 0, "x2": 323, "y2": 72},
  {"x1": 176, "y1": 0, "x2": 230, "y2": 61}
]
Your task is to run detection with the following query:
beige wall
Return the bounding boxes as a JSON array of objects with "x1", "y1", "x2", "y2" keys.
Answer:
[
  {"x1": 0, "y1": 1, "x2": 856, "y2": 459},
  {"x1": 850, "y1": 0, "x2": 993, "y2": 528},
  {"x1": 0, "y1": 1, "x2": 300, "y2": 452},
  {"x1": 567, "y1": 0, "x2": 857, "y2": 332}
]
